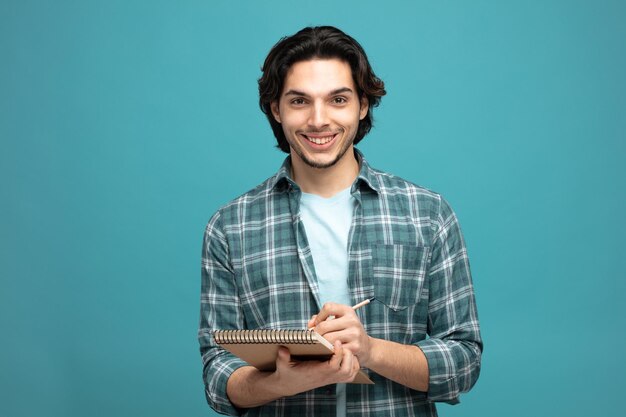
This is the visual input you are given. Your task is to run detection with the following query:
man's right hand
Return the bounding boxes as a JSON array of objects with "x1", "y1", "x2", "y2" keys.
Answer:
[
  {"x1": 226, "y1": 340, "x2": 360, "y2": 409},
  {"x1": 272, "y1": 340, "x2": 360, "y2": 396}
]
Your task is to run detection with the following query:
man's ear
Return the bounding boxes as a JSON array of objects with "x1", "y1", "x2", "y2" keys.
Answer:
[
  {"x1": 271, "y1": 101, "x2": 281, "y2": 123},
  {"x1": 359, "y1": 96, "x2": 369, "y2": 120}
]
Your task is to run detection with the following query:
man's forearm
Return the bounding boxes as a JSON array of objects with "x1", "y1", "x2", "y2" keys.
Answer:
[
  {"x1": 226, "y1": 366, "x2": 285, "y2": 409},
  {"x1": 365, "y1": 337, "x2": 430, "y2": 392}
]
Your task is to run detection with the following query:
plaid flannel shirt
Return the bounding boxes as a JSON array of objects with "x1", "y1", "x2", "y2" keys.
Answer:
[{"x1": 199, "y1": 150, "x2": 482, "y2": 416}]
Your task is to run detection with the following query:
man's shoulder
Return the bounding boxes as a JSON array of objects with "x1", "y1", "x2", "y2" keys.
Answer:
[
  {"x1": 367, "y1": 165, "x2": 442, "y2": 204},
  {"x1": 208, "y1": 173, "x2": 283, "y2": 226},
  {"x1": 365, "y1": 165, "x2": 460, "y2": 235}
]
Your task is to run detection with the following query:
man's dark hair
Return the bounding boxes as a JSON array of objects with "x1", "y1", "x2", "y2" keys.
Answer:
[{"x1": 258, "y1": 26, "x2": 386, "y2": 153}]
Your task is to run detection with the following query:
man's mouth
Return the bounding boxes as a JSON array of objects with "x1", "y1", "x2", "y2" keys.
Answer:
[{"x1": 301, "y1": 133, "x2": 337, "y2": 145}]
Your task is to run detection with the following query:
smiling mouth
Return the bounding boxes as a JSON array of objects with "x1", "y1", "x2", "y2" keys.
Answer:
[{"x1": 301, "y1": 133, "x2": 338, "y2": 145}]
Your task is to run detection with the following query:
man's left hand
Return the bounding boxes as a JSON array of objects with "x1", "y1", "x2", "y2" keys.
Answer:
[{"x1": 307, "y1": 302, "x2": 372, "y2": 367}]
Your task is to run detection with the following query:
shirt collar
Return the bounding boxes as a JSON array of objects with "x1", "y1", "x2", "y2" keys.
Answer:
[
  {"x1": 353, "y1": 148, "x2": 381, "y2": 194},
  {"x1": 270, "y1": 148, "x2": 380, "y2": 194}
]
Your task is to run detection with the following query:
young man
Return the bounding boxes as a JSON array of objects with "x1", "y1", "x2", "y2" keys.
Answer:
[{"x1": 199, "y1": 26, "x2": 482, "y2": 416}]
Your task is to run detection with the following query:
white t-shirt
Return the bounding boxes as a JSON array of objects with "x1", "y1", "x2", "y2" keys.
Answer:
[{"x1": 300, "y1": 186, "x2": 356, "y2": 417}]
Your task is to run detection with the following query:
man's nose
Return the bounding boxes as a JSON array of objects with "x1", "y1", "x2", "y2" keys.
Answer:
[{"x1": 308, "y1": 102, "x2": 329, "y2": 129}]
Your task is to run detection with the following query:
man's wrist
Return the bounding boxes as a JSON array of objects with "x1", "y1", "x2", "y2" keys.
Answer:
[
  {"x1": 266, "y1": 368, "x2": 298, "y2": 398},
  {"x1": 362, "y1": 336, "x2": 380, "y2": 369}
]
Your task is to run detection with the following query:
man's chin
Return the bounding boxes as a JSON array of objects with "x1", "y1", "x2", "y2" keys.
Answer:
[
  {"x1": 302, "y1": 157, "x2": 340, "y2": 169},
  {"x1": 290, "y1": 140, "x2": 354, "y2": 170}
]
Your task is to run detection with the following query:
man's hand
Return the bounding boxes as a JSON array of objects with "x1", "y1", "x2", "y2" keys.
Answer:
[
  {"x1": 307, "y1": 302, "x2": 372, "y2": 367},
  {"x1": 307, "y1": 301, "x2": 430, "y2": 392},
  {"x1": 273, "y1": 340, "x2": 360, "y2": 396},
  {"x1": 227, "y1": 339, "x2": 360, "y2": 408}
]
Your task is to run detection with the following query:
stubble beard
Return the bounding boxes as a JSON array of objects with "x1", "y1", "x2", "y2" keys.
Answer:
[{"x1": 290, "y1": 131, "x2": 355, "y2": 169}]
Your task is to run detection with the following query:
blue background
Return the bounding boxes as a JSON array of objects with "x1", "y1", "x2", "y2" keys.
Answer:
[{"x1": 2, "y1": 1, "x2": 624, "y2": 416}]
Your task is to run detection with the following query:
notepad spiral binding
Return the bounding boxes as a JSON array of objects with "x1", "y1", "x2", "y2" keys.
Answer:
[{"x1": 213, "y1": 329, "x2": 317, "y2": 344}]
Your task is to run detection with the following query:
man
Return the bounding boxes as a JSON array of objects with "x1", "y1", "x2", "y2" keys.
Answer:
[{"x1": 199, "y1": 26, "x2": 482, "y2": 416}]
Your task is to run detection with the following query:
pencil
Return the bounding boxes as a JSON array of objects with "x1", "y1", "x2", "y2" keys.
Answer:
[
  {"x1": 307, "y1": 297, "x2": 376, "y2": 330},
  {"x1": 351, "y1": 297, "x2": 376, "y2": 310}
]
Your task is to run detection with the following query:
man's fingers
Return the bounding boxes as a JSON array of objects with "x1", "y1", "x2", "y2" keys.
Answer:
[
  {"x1": 276, "y1": 346, "x2": 291, "y2": 364},
  {"x1": 338, "y1": 347, "x2": 361, "y2": 383},
  {"x1": 340, "y1": 347, "x2": 353, "y2": 373},
  {"x1": 328, "y1": 340, "x2": 343, "y2": 369},
  {"x1": 313, "y1": 302, "x2": 352, "y2": 325},
  {"x1": 315, "y1": 316, "x2": 359, "y2": 337},
  {"x1": 348, "y1": 355, "x2": 360, "y2": 382},
  {"x1": 312, "y1": 302, "x2": 337, "y2": 324}
]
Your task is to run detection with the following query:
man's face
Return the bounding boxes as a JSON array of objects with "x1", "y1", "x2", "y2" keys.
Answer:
[{"x1": 271, "y1": 59, "x2": 369, "y2": 169}]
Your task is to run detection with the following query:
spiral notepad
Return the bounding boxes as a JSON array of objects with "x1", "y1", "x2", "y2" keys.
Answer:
[
  {"x1": 212, "y1": 329, "x2": 374, "y2": 384},
  {"x1": 213, "y1": 329, "x2": 330, "y2": 346}
]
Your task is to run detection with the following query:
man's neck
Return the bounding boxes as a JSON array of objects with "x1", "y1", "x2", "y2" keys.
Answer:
[{"x1": 290, "y1": 147, "x2": 359, "y2": 198}]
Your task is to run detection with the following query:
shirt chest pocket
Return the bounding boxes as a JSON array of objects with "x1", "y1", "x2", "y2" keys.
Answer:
[{"x1": 372, "y1": 244, "x2": 430, "y2": 311}]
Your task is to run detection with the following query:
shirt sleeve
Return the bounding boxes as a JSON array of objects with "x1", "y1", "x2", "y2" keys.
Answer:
[
  {"x1": 198, "y1": 211, "x2": 248, "y2": 416},
  {"x1": 417, "y1": 196, "x2": 483, "y2": 404}
]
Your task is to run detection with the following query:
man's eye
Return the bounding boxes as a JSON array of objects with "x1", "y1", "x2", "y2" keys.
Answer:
[
  {"x1": 291, "y1": 98, "x2": 306, "y2": 105},
  {"x1": 332, "y1": 97, "x2": 347, "y2": 104}
]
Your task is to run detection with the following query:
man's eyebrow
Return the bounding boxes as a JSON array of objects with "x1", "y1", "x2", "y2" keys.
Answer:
[
  {"x1": 283, "y1": 87, "x2": 355, "y2": 97},
  {"x1": 329, "y1": 87, "x2": 354, "y2": 95},
  {"x1": 284, "y1": 89, "x2": 308, "y2": 97}
]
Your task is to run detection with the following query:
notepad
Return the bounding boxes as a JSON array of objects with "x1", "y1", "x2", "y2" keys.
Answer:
[{"x1": 213, "y1": 329, "x2": 374, "y2": 384}]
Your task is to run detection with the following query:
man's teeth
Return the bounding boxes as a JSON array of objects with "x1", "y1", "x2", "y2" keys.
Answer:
[{"x1": 306, "y1": 135, "x2": 334, "y2": 144}]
